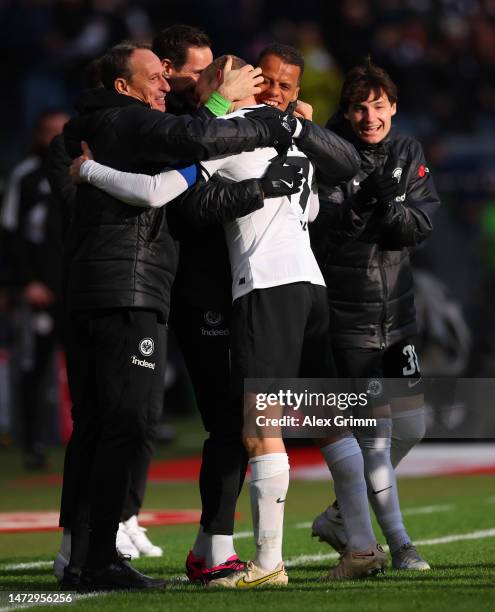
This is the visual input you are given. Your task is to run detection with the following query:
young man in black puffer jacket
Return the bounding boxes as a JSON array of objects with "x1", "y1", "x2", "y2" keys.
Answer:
[{"x1": 311, "y1": 59, "x2": 440, "y2": 573}]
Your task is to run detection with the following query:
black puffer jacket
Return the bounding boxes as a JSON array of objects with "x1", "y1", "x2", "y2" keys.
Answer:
[
  {"x1": 63, "y1": 88, "x2": 277, "y2": 320},
  {"x1": 312, "y1": 113, "x2": 440, "y2": 349}
]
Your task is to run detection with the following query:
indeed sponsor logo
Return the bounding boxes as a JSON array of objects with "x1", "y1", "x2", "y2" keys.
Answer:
[
  {"x1": 131, "y1": 355, "x2": 156, "y2": 369},
  {"x1": 200, "y1": 327, "x2": 230, "y2": 337}
]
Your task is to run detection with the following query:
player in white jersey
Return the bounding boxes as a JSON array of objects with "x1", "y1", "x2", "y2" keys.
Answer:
[
  {"x1": 69, "y1": 47, "x2": 387, "y2": 586},
  {"x1": 200, "y1": 117, "x2": 324, "y2": 300},
  {"x1": 195, "y1": 49, "x2": 385, "y2": 587},
  {"x1": 199, "y1": 106, "x2": 330, "y2": 590}
]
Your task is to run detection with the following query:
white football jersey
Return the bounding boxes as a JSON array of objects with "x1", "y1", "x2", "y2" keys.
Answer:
[{"x1": 200, "y1": 105, "x2": 325, "y2": 301}]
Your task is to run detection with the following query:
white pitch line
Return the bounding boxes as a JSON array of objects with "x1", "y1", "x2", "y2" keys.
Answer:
[
  {"x1": 414, "y1": 528, "x2": 495, "y2": 546},
  {"x1": 286, "y1": 551, "x2": 339, "y2": 567},
  {"x1": 1, "y1": 504, "x2": 456, "y2": 568},
  {"x1": 233, "y1": 530, "x2": 254, "y2": 540},
  {"x1": 167, "y1": 574, "x2": 189, "y2": 584},
  {"x1": 3, "y1": 561, "x2": 52, "y2": 571},
  {"x1": 294, "y1": 504, "x2": 455, "y2": 530},
  {"x1": 0, "y1": 527, "x2": 492, "y2": 610},
  {"x1": 285, "y1": 527, "x2": 495, "y2": 567},
  {"x1": 3, "y1": 524, "x2": 494, "y2": 589},
  {"x1": 402, "y1": 504, "x2": 454, "y2": 516}
]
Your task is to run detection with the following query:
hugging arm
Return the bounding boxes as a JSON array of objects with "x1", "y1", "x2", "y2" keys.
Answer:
[
  {"x1": 295, "y1": 120, "x2": 361, "y2": 187},
  {"x1": 77, "y1": 160, "x2": 197, "y2": 208}
]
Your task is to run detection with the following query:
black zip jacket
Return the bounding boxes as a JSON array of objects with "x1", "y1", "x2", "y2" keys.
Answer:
[
  {"x1": 63, "y1": 88, "x2": 279, "y2": 320},
  {"x1": 311, "y1": 113, "x2": 440, "y2": 349}
]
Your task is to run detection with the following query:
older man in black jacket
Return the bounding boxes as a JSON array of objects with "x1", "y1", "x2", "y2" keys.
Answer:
[
  {"x1": 61, "y1": 41, "x2": 295, "y2": 592},
  {"x1": 311, "y1": 59, "x2": 440, "y2": 577}
]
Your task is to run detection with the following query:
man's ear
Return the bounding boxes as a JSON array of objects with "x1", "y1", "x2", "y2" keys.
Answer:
[
  {"x1": 114, "y1": 78, "x2": 129, "y2": 95},
  {"x1": 391, "y1": 102, "x2": 397, "y2": 116},
  {"x1": 216, "y1": 68, "x2": 223, "y2": 86},
  {"x1": 161, "y1": 58, "x2": 174, "y2": 78},
  {"x1": 291, "y1": 86, "x2": 300, "y2": 103}
]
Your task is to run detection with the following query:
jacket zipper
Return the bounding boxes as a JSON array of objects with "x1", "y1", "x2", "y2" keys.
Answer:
[{"x1": 378, "y1": 250, "x2": 387, "y2": 349}]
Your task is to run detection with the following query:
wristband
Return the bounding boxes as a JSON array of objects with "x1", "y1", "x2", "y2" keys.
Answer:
[
  {"x1": 205, "y1": 91, "x2": 231, "y2": 117},
  {"x1": 292, "y1": 118, "x2": 303, "y2": 138},
  {"x1": 176, "y1": 164, "x2": 198, "y2": 188}
]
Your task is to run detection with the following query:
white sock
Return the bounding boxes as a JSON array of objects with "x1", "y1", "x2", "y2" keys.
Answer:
[
  {"x1": 321, "y1": 437, "x2": 375, "y2": 551},
  {"x1": 208, "y1": 535, "x2": 236, "y2": 567},
  {"x1": 249, "y1": 452, "x2": 289, "y2": 571},
  {"x1": 359, "y1": 418, "x2": 411, "y2": 552},
  {"x1": 390, "y1": 407, "x2": 426, "y2": 468},
  {"x1": 192, "y1": 525, "x2": 210, "y2": 559}
]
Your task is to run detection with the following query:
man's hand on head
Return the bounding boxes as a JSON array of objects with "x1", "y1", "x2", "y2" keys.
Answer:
[
  {"x1": 216, "y1": 56, "x2": 264, "y2": 102},
  {"x1": 70, "y1": 141, "x2": 94, "y2": 184}
]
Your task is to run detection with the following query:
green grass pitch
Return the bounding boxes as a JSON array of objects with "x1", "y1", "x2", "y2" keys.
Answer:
[{"x1": 1, "y1": 435, "x2": 494, "y2": 612}]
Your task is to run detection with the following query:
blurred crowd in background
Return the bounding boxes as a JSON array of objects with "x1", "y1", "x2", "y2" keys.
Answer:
[{"x1": 1, "y1": 0, "x2": 494, "y2": 465}]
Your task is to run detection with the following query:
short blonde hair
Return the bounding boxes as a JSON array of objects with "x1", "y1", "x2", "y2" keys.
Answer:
[{"x1": 201, "y1": 54, "x2": 247, "y2": 85}]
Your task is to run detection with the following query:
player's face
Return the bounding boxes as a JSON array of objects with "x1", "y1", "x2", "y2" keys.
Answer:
[
  {"x1": 344, "y1": 89, "x2": 397, "y2": 144},
  {"x1": 164, "y1": 46, "x2": 213, "y2": 105},
  {"x1": 125, "y1": 49, "x2": 170, "y2": 112},
  {"x1": 256, "y1": 54, "x2": 300, "y2": 112}
]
